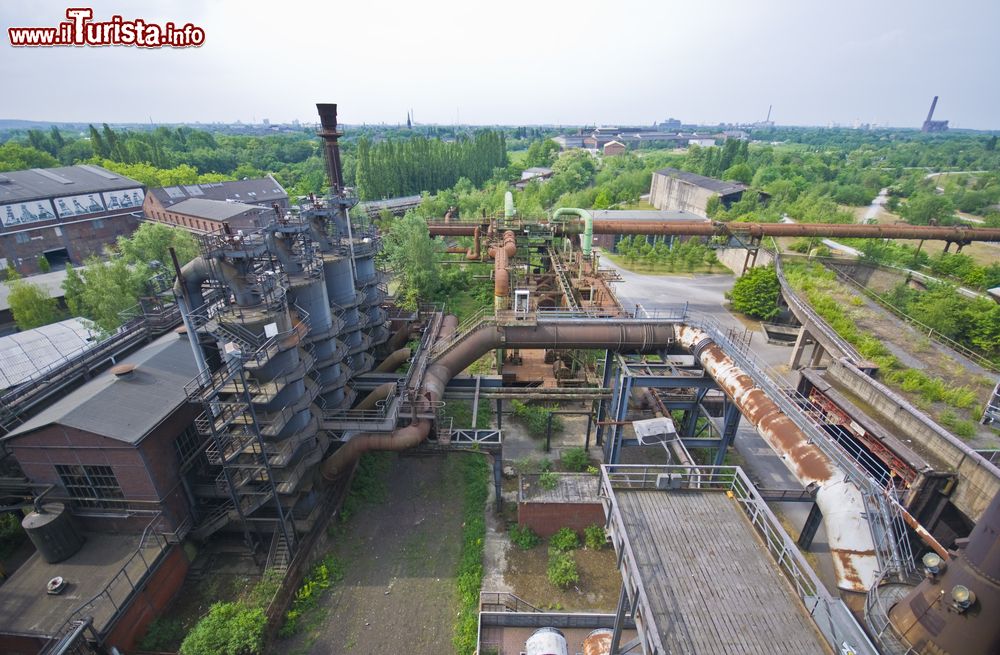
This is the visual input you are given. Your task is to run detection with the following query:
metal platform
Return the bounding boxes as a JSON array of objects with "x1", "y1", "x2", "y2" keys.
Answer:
[{"x1": 601, "y1": 465, "x2": 879, "y2": 655}]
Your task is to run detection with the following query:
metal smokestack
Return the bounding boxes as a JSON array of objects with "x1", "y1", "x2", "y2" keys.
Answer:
[{"x1": 316, "y1": 103, "x2": 344, "y2": 191}]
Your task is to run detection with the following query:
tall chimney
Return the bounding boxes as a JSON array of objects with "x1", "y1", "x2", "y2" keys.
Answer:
[
  {"x1": 925, "y1": 96, "x2": 939, "y2": 124},
  {"x1": 316, "y1": 103, "x2": 344, "y2": 192}
]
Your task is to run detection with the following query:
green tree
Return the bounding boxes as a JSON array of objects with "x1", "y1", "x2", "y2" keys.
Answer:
[
  {"x1": 179, "y1": 602, "x2": 264, "y2": 655},
  {"x1": 381, "y1": 213, "x2": 439, "y2": 308},
  {"x1": 901, "y1": 193, "x2": 955, "y2": 225},
  {"x1": 6, "y1": 280, "x2": 62, "y2": 329},
  {"x1": 117, "y1": 222, "x2": 199, "y2": 268},
  {"x1": 36, "y1": 256, "x2": 51, "y2": 273},
  {"x1": 728, "y1": 265, "x2": 781, "y2": 320},
  {"x1": 64, "y1": 258, "x2": 149, "y2": 333}
]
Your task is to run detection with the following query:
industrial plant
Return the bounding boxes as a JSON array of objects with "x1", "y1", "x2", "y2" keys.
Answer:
[{"x1": 0, "y1": 102, "x2": 999, "y2": 655}]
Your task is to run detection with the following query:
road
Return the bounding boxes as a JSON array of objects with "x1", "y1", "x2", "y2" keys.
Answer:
[{"x1": 599, "y1": 253, "x2": 840, "y2": 591}]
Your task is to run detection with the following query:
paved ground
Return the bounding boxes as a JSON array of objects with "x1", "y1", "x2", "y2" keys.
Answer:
[{"x1": 600, "y1": 254, "x2": 839, "y2": 592}]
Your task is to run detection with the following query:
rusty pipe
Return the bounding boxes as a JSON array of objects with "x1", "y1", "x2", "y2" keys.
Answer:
[
  {"x1": 321, "y1": 419, "x2": 431, "y2": 480},
  {"x1": 426, "y1": 221, "x2": 1000, "y2": 243},
  {"x1": 466, "y1": 225, "x2": 481, "y2": 260},
  {"x1": 373, "y1": 348, "x2": 411, "y2": 373},
  {"x1": 898, "y1": 503, "x2": 948, "y2": 560},
  {"x1": 316, "y1": 103, "x2": 344, "y2": 191},
  {"x1": 675, "y1": 324, "x2": 878, "y2": 592},
  {"x1": 494, "y1": 246, "x2": 510, "y2": 298},
  {"x1": 353, "y1": 382, "x2": 396, "y2": 411}
]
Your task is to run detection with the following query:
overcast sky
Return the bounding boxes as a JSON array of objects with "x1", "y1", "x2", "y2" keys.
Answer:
[{"x1": 2, "y1": 0, "x2": 998, "y2": 129}]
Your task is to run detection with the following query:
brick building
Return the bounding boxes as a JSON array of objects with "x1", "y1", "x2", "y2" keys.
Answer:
[
  {"x1": 3, "y1": 333, "x2": 200, "y2": 534},
  {"x1": 603, "y1": 140, "x2": 627, "y2": 156},
  {"x1": 0, "y1": 165, "x2": 144, "y2": 275},
  {"x1": 517, "y1": 473, "x2": 605, "y2": 538},
  {"x1": 143, "y1": 176, "x2": 288, "y2": 234}
]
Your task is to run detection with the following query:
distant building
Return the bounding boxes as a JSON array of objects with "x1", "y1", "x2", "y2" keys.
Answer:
[
  {"x1": 921, "y1": 96, "x2": 949, "y2": 133},
  {"x1": 0, "y1": 165, "x2": 144, "y2": 275},
  {"x1": 514, "y1": 167, "x2": 554, "y2": 189},
  {"x1": 145, "y1": 197, "x2": 276, "y2": 234},
  {"x1": 658, "y1": 118, "x2": 682, "y2": 131},
  {"x1": 144, "y1": 175, "x2": 287, "y2": 214},
  {"x1": 603, "y1": 140, "x2": 627, "y2": 157},
  {"x1": 649, "y1": 168, "x2": 754, "y2": 216},
  {"x1": 688, "y1": 137, "x2": 717, "y2": 148}
]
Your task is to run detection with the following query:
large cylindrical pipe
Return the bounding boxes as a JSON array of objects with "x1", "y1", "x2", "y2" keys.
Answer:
[
  {"x1": 316, "y1": 103, "x2": 344, "y2": 191},
  {"x1": 553, "y1": 208, "x2": 594, "y2": 256},
  {"x1": 354, "y1": 382, "x2": 397, "y2": 411},
  {"x1": 373, "y1": 348, "x2": 410, "y2": 373},
  {"x1": 466, "y1": 226, "x2": 482, "y2": 261},
  {"x1": 504, "y1": 191, "x2": 515, "y2": 218},
  {"x1": 675, "y1": 325, "x2": 878, "y2": 592}
]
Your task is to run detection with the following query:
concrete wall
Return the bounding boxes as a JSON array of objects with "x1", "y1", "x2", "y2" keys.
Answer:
[
  {"x1": 715, "y1": 247, "x2": 775, "y2": 276},
  {"x1": 518, "y1": 501, "x2": 605, "y2": 538},
  {"x1": 650, "y1": 173, "x2": 717, "y2": 216},
  {"x1": 827, "y1": 360, "x2": 1000, "y2": 522}
]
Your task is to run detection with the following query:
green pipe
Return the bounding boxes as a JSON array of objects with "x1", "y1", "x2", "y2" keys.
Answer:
[
  {"x1": 552, "y1": 207, "x2": 593, "y2": 256},
  {"x1": 504, "y1": 191, "x2": 515, "y2": 219}
]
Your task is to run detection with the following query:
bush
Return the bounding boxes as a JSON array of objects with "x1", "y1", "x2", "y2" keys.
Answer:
[
  {"x1": 36, "y1": 256, "x2": 51, "y2": 273},
  {"x1": 549, "y1": 527, "x2": 579, "y2": 552},
  {"x1": 509, "y1": 524, "x2": 541, "y2": 550},
  {"x1": 728, "y1": 265, "x2": 780, "y2": 320},
  {"x1": 560, "y1": 447, "x2": 589, "y2": 472},
  {"x1": 538, "y1": 471, "x2": 558, "y2": 490},
  {"x1": 547, "y1": 551, "x2": 579, "y2": 589},
  {"x1": 179, "y1": 602, "x2": 265, "y2": 655},
  {"x1": 584, "y1": 524, "x2": 606, "y2": 550},
  {"x1": 954, "y1": 420, "x2": 978, "y2": 439},
  {"x1": 140, "y1": 617, "x2": 186, "y2": 651},
  {"x1": 280, "y1": 555, "x2": 344, "y2": 637},
  {"x1": 511, "y1": 400, "x2": 561, "y2": 438}
]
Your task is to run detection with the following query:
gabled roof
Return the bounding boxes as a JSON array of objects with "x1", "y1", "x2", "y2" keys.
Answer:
[
  {"x1": 0, "y1": 165, "x2": 141, "y2": 204},
  {"x1": 654, "y1": 167, "x2": 748, "y2": 195},
  {"x1": 148, "y1": 176, "x2": 286, "y2": 208},
  {"x1": 167, "y1": 198, "x2": 269, "y2": 221},
  {"x1": 4, "y1": 335, "x2": 198, "y2": 444}
]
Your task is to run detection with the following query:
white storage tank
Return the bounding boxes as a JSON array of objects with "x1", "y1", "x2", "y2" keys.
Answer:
[{"x1": 525, "y1": 627, "x2": 568, "y2": 655}]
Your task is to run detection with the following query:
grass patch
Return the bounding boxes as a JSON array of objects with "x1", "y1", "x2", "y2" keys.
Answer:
[
  {"x1": 511, "y1": 400, "x2": 562, "y2": 438},
  {"x1": 454, "y1": 455, "x2": 490, "y2": 655},
  {"x1": 442, "y1": 398, "x2": 493, "y2": 429},
  {"x1": 279, "y1": 555, "x2": 345, "y2": 637},
  {"x1": 178, "y1": 571, "x2": 281, "y2": 655},
  {"x1": 334, "y1": 452, "x2": 393, "y2": 529}
]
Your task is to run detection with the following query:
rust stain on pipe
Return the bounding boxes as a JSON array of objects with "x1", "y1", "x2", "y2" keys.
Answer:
[
  {"x1": 427, "y1": 221, "x2": 1000, "y2": 243},
  {"x1": 899, "y1": 504, "x2": 948, "y2": 559}
]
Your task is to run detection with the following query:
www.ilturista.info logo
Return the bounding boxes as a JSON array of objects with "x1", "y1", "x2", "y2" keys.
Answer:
[{"x1": 8, "y1": 8, "x2": 205, "y2": 48}]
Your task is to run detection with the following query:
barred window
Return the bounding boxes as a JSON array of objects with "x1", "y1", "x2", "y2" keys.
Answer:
[{"x1": 55, "y1": 464, "x2": 125, "y2": 509}]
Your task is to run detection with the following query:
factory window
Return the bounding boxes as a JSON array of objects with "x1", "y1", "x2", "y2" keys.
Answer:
[
  {"x1": 174, "y1": 423, "x2": 204, "y2": 467},
  {"x1": 55, "y1": 464, "x2": 125, "y2": 509},
  {"x1": 15, "y1": 232, "x2": 30, "y2": 244}
]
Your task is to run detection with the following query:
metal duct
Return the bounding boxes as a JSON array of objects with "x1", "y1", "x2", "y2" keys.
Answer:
[
  {"x1": 316, "y1": 103, "x2": 344, "y2": 191},
  {"x1": 466, "y1": 226, "x2": 481, "y2": 261},
  {"x1": 675, "y1": 325, "x2": 878, "y2": 592},
  {"x1": 553, "y1": 208, "x2": 594, "y2": 256},
  {"x1": 504, "y1": 191, "x2": 515, "y2": 218},
  {"x1": 354, "y1": 382, "x2": 397, "y2": 411},
  {"x1": 266, "y1": 230, "x2": 302, "y2": 274},
  {"x1": 427, "y1": 221, "x2": 1000, "y2": 244},
  {"x1": 172, "y1": 255, "x2": 216, "y2": 310},
  {"x1": 373, "y1": 348, "x2": 411, "y2": 373}
]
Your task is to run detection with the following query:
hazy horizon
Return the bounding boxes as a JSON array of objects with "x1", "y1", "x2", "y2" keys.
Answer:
[{"x1": 2, "y1": 0, "x2": 998, "y2": 130}]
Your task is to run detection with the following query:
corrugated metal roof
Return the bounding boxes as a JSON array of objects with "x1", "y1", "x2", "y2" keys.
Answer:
[
  {"x1": 653, "y1": 167, "x2": 748, "y2": 195},
  {"x1": 4, "y1": 334, "x2": 198, "y2": 443},
  {"x1": 0, "y1": 318, "x2": 99, "y2": 390},
  {"x1": 148, "y1": 175, "x2": 287, "y2": 208},
  {"x1": 167, "y1": 197, "x2": 268, "y2": 221},
  {"x1": 0, "y1": 165, "x2": 140, "y2": 204}
]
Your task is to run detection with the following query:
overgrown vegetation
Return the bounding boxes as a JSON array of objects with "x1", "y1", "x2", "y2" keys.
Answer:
[
  {"x1": 609, "y1": 236, "x2": 721, "y2": 274},
  {"x1": 335, "y1": 452, "x2": 393, "y2": 527},
  {"x1": 546, "y1": 551, "x2": 580, "y2": 589},
  {"x1": 279, "y1": 555, "x2": 345, "y2": 637},
  {"x1": 549, "y1": 527, "x2": 580, "y2": 552},
  {"x1": 560, "y1": 447, "x2": 590, "y2": 472},
  {"x1": 454, "y1": 455, "x2": 490, "y2": 655},
  {"x1": 784, "y1": 261, "x2": 989, "y2": 436},
  {"x1": 509, "y1": 524, "x2": 541, "y2": 550},
  {"x1": 179, "y1": 601, "x2": 266, "y2": 655},
  {"x1": 511, "y1": 400, "x2": 562, "y2": 438},
  {"x1": 584, "y1": 524, "x2": 607, "y2": 550},
  {"x1": 0, "y1": 512, "x2": 25, "y2": 561},
  {"x1": 538, "y1": 471, "x2": 559, "y2": 490},
  {"x1": 728, "y1": 265, "x2": 781, "y2": 320}
]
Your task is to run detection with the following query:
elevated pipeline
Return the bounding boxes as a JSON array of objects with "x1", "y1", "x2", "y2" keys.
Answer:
[
  {"x1": 373, "y1": 348, "x2": 411, "y2": 373},
  {"x1": 427, "y1": 221, "x2": 1000, "y2": 244},
  {"x1": 552, "y1": 208, "x2": 594, "y2": 256},
  {"x1": 320, "y1": 314, "x2": 881, "y2": 591}
]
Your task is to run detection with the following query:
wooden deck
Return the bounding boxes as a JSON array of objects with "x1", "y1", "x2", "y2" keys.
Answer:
[{"x1": 615, "y1": 489, "x2": 830, "y2": 655}]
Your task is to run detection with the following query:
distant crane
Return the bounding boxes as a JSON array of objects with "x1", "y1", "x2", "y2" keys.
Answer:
[{"x1": 921, "y1": 96, "x2": 949, "y2": 132}]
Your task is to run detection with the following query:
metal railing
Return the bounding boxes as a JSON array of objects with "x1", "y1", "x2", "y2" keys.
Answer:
[{"x1": 601, "y1": 464, "x2": 881, "y2": 655}]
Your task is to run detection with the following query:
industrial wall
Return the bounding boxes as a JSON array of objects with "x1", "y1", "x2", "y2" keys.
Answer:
[
  {"x1": 103, "y1": 544, "x2": 191, "y2": 651},
  {"x1": 0, "y1": 212, "x2": 141, "y2": 275},
  {"x1": 649, "y1": 173, "x2": 718, "y2": 216},
  {"x1": 518, "y1": 501, "x2": 605, "y2": 538},
  {"x1": 6, "y1": 411, "x2": 196, "y2": 533}
]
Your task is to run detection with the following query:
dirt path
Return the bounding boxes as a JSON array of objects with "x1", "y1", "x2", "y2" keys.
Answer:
[{"x1": 277, "y1": 454, "x2": 465, "y2": 655}]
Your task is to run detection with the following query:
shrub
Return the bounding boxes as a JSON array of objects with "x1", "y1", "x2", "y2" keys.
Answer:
[
  {"x1": 511, "y1": 400, "x2": 562, "y2": 438},
  {"x1": 728, "y1": 265, "x2": 780, "y2": 320},
  {"x1": 280, "y1": 555, "x2": 344, "y2": 637},
  {"x1": 179, "y1": 602, "x2": 265, "y2": 655},
  {"x1": 584, "y1": 524, "x2": 606, "y2": 550},
  {"x1": 538, "y1": 471, "x2": 558, "y2": 490},
  {"x1": 547, "y1": 551, "x2": 579, "y2": 589},
  {"x1": 560, "y1": 447, "x2": 589, "y2": 472},
  {"x1": 509, "y1": 524, "x2": 541, "y2": 550},
  {"x1": 586, "y1": 465, "x2": 600, "y2": 475},
  {"x1": 954, "y1": 420, "x2": 978, "y2": 439},
  {"x1": 549, "y1": 527, "x2": 579, "y2": 552},
  {"x1": 539, "y1": 458, "x2": 554, "y2": 473},
  {"x1": 139, "y1": 617, "x2": 185, "y2": 651},
  {"x1": 36, "y1": 256, "x2": 51, "y2": 273}
]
